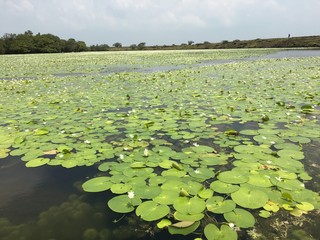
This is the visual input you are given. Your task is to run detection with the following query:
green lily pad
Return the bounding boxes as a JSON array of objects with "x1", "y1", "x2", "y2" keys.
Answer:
[
  {"x1": 224, "y1": 208, "x2": 255, "y2": 228},
  {"x1": 82, "y1": 177, "x2": 112, "y2": 192},
  {"x1": 218, "y1": 171, "x2": 249, "y2": 184},
  {"x1": 136, "y1": 200, "x2": 170, "y2": 221},
  {"x1": 157, "y1": 219, "x2": 172, "y2": 229},
  {"x1": 210, "y1": 180, "x2": 240, "y2": 194},
  {"x1": 173, "y1": 197, "x2": 206, "y2": 215},
  {"x1": 108, "y1": 195, "x2": 141, "y2": 213},
  {"x1": 173, "y1": 212, "x2": 205, "y2": 222},
  {"x1": 247, "y1": 174, "x2": 273, "y2": 187},
  {"x1": 207, "y1": 196, "x2": 236, "y2": 214},
  {"x1": 259, "y1": 210, "x2": 272, "y2": 218},
  {"x1": 204, "y1": 224, "x2": 237, "y2": 240},
  {"x1": 168, "y1": 221, "x2": 200, "y2": 235},
  {"x1": 231, "y1": 187, "x2": 269, "y2": 209},
  {"x1": 110, "y1": 183, "x2": 132, "y2": 194},
  {"x1": 25, "y1": 158, "x2": 50, "y2": 167},
  {"x1": 296, "y1": 202, "x2": 314, "y2": 211}
]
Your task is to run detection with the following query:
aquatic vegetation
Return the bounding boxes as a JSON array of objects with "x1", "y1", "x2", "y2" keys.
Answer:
[{"x1": 0, "y1": 49, "x2": 319, "y2": 239}]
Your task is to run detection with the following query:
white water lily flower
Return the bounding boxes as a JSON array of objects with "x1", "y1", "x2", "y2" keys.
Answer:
[
  {"x1": 194, "y1": 169, "x2": 200, "y2": 174},
  {"x1": 228, "y1": 223, "x2": 235, "y2": 228},
  {"x1": 266, "y1": 160, "x2": 272, "y2": 164},
  {"x1": 128, "y1": 191, "x2": 135, "y2": 199},
  {"x1": 84, "y1": 140, "x2": 91, "y2": 144},
  {"x1": 119, "y1": 154, "x2": 124, "y2": 160},
  {"x1": 193, "y1": 143, "x2": 200, "y2": 147},
  {"x1": 144, "y1": 148, "x2": 149, "y2": 157}
]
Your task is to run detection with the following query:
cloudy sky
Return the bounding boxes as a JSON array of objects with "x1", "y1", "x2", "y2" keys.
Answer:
[{"x1": 1, "y1": 0, "x2": 319, "y2": 46}]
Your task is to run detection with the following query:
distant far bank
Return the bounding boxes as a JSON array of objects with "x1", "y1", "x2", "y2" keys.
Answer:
[{"x1": 1, "y1": 30, "x2": 319, "y2": 54}]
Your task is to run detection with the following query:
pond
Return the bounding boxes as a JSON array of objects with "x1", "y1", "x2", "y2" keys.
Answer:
[{"x1": 0, "y1": 49, "x2": 319, "y2": 240}]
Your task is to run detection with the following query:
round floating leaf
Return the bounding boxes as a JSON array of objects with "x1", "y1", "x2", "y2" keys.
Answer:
[
  {"x1": 110, "y1": 183, "x2": 131, "y2": 194},
  {"x1": 108, "y1": 195, "x2": 141, "y2": 213},
  {"x1": 168, "y1": 221, "x2": 200, "y2": 236},
  {"x1": 82, "y1": 176, "x2": 112, "y2": 192},
  {"x1": 189, "y1": 168, "x2": 215, "y2": 180},
  {"x1": 171, "y1": 221, "x2": 195, "y2": 228},
  {"x1": 206, "y1": 196, "x2": 236, "y2": 214},
  {"x1": 259, "y1": 210, "x2": 272, "y2": 218},
  {"x1": 296, "y1": 202, "x2": 314, "y2": 211},
  {"x1": 173, "y1": 197, "x2": 206, "y2": 215},
  {"x1": 204, "y1": 224, "x2": 237, "y2": 240},
  {"x1": 133, "y1": 186, "x2": 161, "y2": 199},
  {"x1": 198, "y1": 188, "x2": 214, "y2": 199},
  {"x1": 231, "y1": 187, "x2": 268, "y2": 209},
  {"x1": 34, "y1": 128, "x2": 49, "y2": 135},
  {"x1": 153, "y1": 190, "x2": 180, "y2": 205},
  {"x1": 157, "y1": 219, "x2": 172, "y2": 229},
  {"x1": 247, "y1": 174, "x2": 273, "y2": 187},
  {"x1": 25, "y1": 158, "x2": 50, "y2": 167},
  {"x1": 218, "y1": 171, "x2": 249, "y2": 184},
  {"x1": 136, "y1": 200, "x2": 170, "y2": 221},
  {"x1": 224, "y1": 208, "x2": 255, "y2": 228},
  {"x1": 277, "y1": 149, "x2": 304, "y2": 160},
  {"x1": 173, "y1": 212, "x2": 204, "y2": 222},
  {"x1": 210, "y1": 180, "x2": 240, "y2": 194}
]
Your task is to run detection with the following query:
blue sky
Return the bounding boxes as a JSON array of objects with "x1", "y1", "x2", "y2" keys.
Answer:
[{"x1": 1, "y1": 0, "x2": 319, "y2": 46}]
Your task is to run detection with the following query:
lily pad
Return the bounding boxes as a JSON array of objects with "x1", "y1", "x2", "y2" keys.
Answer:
[
  {"x1": 231, "y1": 187, "x2": 269, "y2": 209},
  {"x1": 82, "y1": 177, "x2": 112, "y2": 192},
  {"x1": 218, "y1": 171, "x2": 249, "y2": 184},
  {"x1": 224, "y1": 208, "x2": 255, "y2": 228},
  {"x1": 206, "y1": 196, "x2": 236, "y2": 214},
  {"x1": 168, "y1": 221, "x2": 200, "y2": 235},
  {"x1": 204, "y1": 224, "x2": 237, "y2": 240},
  {"x1": 136, "y1": 200, "x2": 170, "y2": 221},
  {"x1": 108, "y1": 194, "x2": 141, "y2": 213},
  {"x1": 210, "y1": 180, "x2": 240, "y2": 194}
]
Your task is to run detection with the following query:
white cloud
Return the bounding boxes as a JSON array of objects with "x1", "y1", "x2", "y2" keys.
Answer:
[{"x1": 0, "y1": 0, "x2": 319, "y2": 45}]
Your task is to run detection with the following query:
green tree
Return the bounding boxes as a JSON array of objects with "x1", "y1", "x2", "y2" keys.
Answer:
[
  {"x1": 113, "y1": 42, "x2": 122, "y2": 48},
  {"x1": 137, "y1": 42, "x2": 146, "y2": 50},
  {"x1": 34, "y1": 33, "x2": 63, "y2": 53},
  {"x1": 9, "y1": 32, "x2": 35, "y2": 53},
  {"x1": 0, "y1": 38, "x2": 4, "y2": 54}
]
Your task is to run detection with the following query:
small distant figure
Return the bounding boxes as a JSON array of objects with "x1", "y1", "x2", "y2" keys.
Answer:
[{"x1": 288, "y1": 34, "x2": 291, "y2": 38}]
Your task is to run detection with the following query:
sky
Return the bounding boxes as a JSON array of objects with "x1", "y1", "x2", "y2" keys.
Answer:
[{"x1": 1, "y1": 0, "x2": 319, "y2": 46}]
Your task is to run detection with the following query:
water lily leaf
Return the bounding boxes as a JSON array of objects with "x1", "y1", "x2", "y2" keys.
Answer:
[
  {"x1": 171, "y1": 221, "x2": 195, "y2": 228},
  {"x1": 198, "y1": 188, "x2": 214, "y2": 199},
  {"x1": 206, "y1": 196, "x2": 236, "y2": 214},
  {"x1": 224, "y1": 208, "x2": 255, "y2": 228},
  {"x1": 263, "y1": 201, "x2": 279, "y2": 212},
  {"x1": 296, "y1": 202, "x2": 314, "y2": 211},
  {"x1": 259, "y1": 210, "x2": 271, "y2": 218},
  {"x1": 168, "y1": 221, "x2": 200, "y2": 235},
  {"x1": 157, "y1": 219, "x2": 172, "y2": 229},
  {"x1": 173, "y1": 212, "x2": 204, "y2": 222},
  {"x1": 25, "y1": 158, "x2": 50, "y2": 167},
  {"x1": 247, "y1": 174, "x2": 273, "y2": 187},
  {"x1": 108, "y1": 195, "x2": 141, "y2": 213},
  {"x1": 277, "y1": 149, "x2": 304, "y2": 160},
  {"x1": 34, "y1": 128, "x2": 49, "y2": 135},
  {"x1": 218, "y1": 171, "x2": 249, "y2": 184},
  {"x1": 204, "y1": 224, "x2": 237, "y2": 240},
  {"x1": 82, "y1": 176, "x2": 112, "y2": 192},
  {"x1": 231, "y1": 187, "x2": 268, "y2": 209},
  {"x1": 173, "y1": 197, "x2": 206, "y2": 215},
  {"x1": 153, "y1": 190, "x2": 180, "y2": 205},
  {"x1": 133, "y1": 186, "x2": 161, "y2": 199},
  {"x1": 110, "y1": 183, "x2": 132, "y2": 194},
  {"x1": 290, "y1": 208, "x2": 304, "y2": 217},
  {"x1": 136, "y1": 200, "x2": 170, "y2": 221},
  {"x1": 210, "y1": 180, "x2": 240, "y2": 194}
]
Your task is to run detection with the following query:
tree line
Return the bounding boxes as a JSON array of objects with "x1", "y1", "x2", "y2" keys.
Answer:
[
  {"x1": 1, "y1": 30, "x2": 319, "y2": 54},
  {"x1": 0, "y1": 30, "x2": 88, "y2": 54}
]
